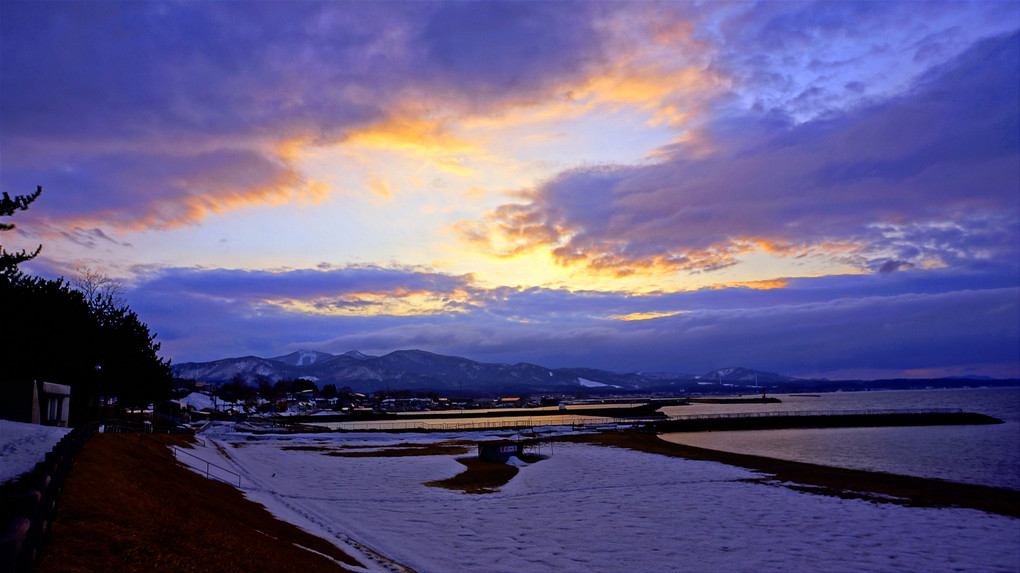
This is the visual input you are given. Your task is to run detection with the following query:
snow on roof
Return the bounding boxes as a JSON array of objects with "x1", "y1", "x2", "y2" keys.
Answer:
[
  {"x1": 179, "y1": 392, "x2": 234, "y2": 411},
  {"x1": 0, "y1": 419, "x2": 71, "y2": 485}
]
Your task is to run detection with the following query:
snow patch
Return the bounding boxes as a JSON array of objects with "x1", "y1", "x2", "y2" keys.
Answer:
[
  {"x1": 505, "y1": 455, "x2": 528, "y2": 467},
  {"x1": 0, "y1": 419, "x2": 71, "y2": 485},
  {"x1": 578, "y1": 377, "x2": 620, "y2": 388}
]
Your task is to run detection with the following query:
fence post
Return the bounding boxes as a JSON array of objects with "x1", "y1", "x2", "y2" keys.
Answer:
[{"x1": 0, "y1": 517, "x2": 31, "y2": 573}]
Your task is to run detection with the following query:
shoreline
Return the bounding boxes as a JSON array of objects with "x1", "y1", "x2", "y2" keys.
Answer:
[{"x1": 557, "y1": 430, "x2": 1020, "y2": 518}]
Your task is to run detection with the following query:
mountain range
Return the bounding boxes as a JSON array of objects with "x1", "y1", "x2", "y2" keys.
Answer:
[
  {"x1": 170, "y1": 349, "x2": 797, "y2": 395},
  {"x1": 172, "y1": 349, "x2": 1019, "y2": 396}
]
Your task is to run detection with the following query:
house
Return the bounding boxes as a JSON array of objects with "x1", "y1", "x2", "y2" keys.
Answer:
[
  {"x1": 477, "y1": 440, "x2": 524, "y2": 462},
  {"x1": 0, "y1": 380, "x2": 72, "y2": 427}
]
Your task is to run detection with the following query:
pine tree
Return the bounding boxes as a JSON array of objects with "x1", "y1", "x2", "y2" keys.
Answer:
[
  {"x1": 0, "y1": 186, "x2": 173, "y2": 423},
  {"x1": 0, "y1": 185, "x2": 43, "y2": 272}
]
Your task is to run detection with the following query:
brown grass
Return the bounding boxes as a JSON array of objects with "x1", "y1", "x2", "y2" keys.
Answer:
[
  {"x1": 424, "y1": 454, "x2": 545, "y2": 494},
  {"x1": 36, "y1": 433, "x2": 361, "y2": 573},
  {"x1": 555, "y1": 430, "x2": 1020, "y2": 517}
]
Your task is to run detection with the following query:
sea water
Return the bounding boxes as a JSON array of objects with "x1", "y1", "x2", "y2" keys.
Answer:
[{"x1": 660, "y1": 387, "x2": 1020, "y2": 490}]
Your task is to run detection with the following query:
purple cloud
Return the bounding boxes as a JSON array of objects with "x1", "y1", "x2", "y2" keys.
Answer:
[
  {"x1": 466, "y1": 31, "x2": 1019, "y2": 276},
  {"x1": 1, "y1": 1, "x2": 611, "y2": 230},
  {"x1": 122, "y1": 264, "x2": 1018, "y2": 379},
  {"x1": 133, "y1": 265, "x2": 474, "y2": 303}
]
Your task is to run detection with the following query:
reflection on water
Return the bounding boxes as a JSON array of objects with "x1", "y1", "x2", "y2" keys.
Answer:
[{"x1": 661, "y1": 387, "x2": 1020, "y2": 490}]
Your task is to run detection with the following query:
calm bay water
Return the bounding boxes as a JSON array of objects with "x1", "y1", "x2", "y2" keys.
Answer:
[{"x1": 660, "y1": 387, "x2": 1020, "y2": 490}]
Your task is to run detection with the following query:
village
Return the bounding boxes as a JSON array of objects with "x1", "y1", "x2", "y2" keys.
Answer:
[{"x1": 163, "y1": 377, "x2": 677, "y2": 425}]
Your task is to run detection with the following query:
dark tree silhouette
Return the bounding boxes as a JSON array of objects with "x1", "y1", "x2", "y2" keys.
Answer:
[
  {"x1": 0, "y1": 271, "x2": 173, "y2": 423},
  {"x1": 0, "y1": 185, "x2": 42, "y2": 272},
  {"x1": 0, "y1": 186, "x2": 172, "y2": 424}
]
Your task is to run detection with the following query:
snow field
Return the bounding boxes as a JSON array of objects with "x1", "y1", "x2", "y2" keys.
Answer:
[{"x1": 185, "y1": 426, "x2": 1020, "y2": 573}]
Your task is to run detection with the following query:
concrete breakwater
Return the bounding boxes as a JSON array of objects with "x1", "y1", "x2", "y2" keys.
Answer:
[{"x1": 643, "y1": 409, "x2": 1002, "y2": 433}]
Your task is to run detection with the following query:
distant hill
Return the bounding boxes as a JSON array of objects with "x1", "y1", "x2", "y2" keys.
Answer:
[
  {"x1": 171, "y1": 349, "x2": 1018, "y2": 396},
  {"x1": 174, "y1": 349, "x2": 738, "y2": 394}
]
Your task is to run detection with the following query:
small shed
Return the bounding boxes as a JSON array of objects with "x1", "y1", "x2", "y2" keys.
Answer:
[
  {"x1": 477, "y1": 440, "x2": 524, "y2": 463},
  {"x1": 0, "y1": 380, "x2": 72, "y2": 427}
]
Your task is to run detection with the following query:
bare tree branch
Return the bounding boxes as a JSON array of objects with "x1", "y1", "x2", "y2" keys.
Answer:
[{"x1": 72, "y1": 265, "x2": 126, "y2": 308}]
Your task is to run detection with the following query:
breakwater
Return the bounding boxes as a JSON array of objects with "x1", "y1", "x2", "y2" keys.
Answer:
[{"x1": 643, "y1": 409, "x2": 1001, "y2": 433}]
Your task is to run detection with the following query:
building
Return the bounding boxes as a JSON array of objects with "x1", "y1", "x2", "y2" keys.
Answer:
[
  {"x1": 477, "y1": 440, "x2": 525, "y2": 463},
  {"x1": 0, "y1": 380, "x2": 72, "y2": 427}
]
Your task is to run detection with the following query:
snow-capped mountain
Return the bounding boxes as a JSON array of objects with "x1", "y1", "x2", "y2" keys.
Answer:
[
  {"x1": 171, "y1": 355, "x2": 286, "y2": 383},
  {"x1": 695, "y1": 367, "x2": 797, "y2": 384},
  {"x1": 171, "y1": 351, "x2": 1017, "y2": 395},
  {"x1": 271, "y1": 350, "x2": 336, "y2": 367},
  {"x1": 173, "y1": 349, "x2": 708, "y2": 394},
  {"x1": 171, "y1": 349, "x2": 813, "y2": 395}
]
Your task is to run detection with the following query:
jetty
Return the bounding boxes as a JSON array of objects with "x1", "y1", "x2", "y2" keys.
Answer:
[{"x1": 631, "y1": 408, "x2": 1002, "y2": 433}]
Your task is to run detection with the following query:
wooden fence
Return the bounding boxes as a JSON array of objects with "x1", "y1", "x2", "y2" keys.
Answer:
[{"x1": 0, "y1": 422, "x2": 100, "y2": 573}]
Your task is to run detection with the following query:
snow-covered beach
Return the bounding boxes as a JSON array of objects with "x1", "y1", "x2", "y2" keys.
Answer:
[{"x1": 182, "y1": 423, "x2": 1020, "y2": 573}]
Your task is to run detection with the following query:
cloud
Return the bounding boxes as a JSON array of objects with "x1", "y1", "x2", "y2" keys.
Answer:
[
  {"x1": 0, "y1": 1, "x2": 613, "y2": 230},
  {"x1": 295, "y1": 285, "x2": 1020, "y2": 379},
  {"x1": 125, "y1": 264, "x2": 478, "y2": 359},
  {"x1": 124, "y1": 264, "x2": 1018, "y2": 379},
  {"x1": 462, "y1": 31, "x2": 1020, "y2": 277},
  {"x1": 711, "y1": 1, "x2": 1018, "y2": 121},
  {"x1": 418, "y1": 1, "x2": 606, "y2": 104},
  {"x1": 133, "y1": 265, "x2": 474, "y2": 306},
  {"x1": 10, "y1": 1, "x2": 1009, "y2": 242}
]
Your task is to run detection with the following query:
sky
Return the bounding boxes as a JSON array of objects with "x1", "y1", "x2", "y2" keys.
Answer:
[{"x1": 1, "y1": 1, "x2": 1018, "y2": 380}]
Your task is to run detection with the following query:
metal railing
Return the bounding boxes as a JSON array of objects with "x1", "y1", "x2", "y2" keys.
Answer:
[
  {"x1": 103, "y1": 419, "x2": 194, "y2": 434},
  {"x1": 170, "y1": 446, "x2": 241, "y2": 488}
]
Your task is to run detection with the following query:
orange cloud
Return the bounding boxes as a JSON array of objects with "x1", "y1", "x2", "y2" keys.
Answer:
[
  {"x1": 454, "y1": 201, "x2": 564, "y2": 259},
  {"x1": 713, "y1": 279, "x2": 790, "y2": 290},
  {"x1": 608, "y1": 310, "x2": 688, "y2": 321},
  {"x1": 266, "y1": 286, "x2": 474, "y2": 317},
  {"x1": 57, "y1": 165, "x2": 330, "y2": 234},
  {"x1": 343, "y1": 114, "x2": 481, "y2": 176}
]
